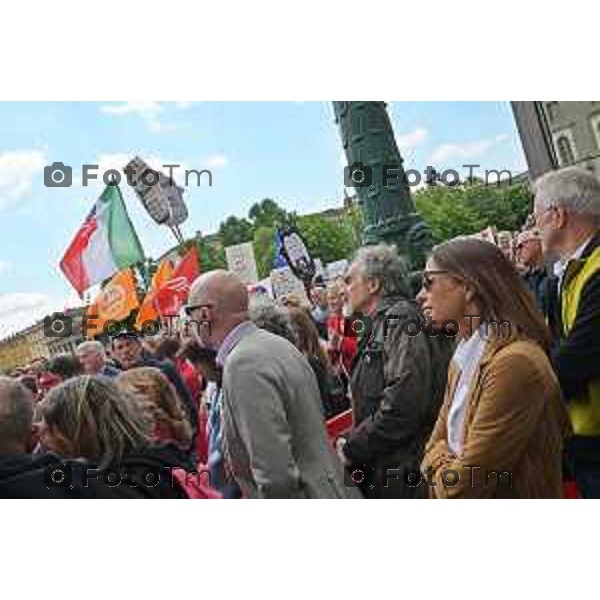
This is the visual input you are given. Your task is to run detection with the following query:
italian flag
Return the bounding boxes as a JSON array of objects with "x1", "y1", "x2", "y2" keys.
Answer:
[{"x1": 60, "y1": 185, "x2": 145, "y2": 297}]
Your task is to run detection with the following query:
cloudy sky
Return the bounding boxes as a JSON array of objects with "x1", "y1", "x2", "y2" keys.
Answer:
[{"x1": 0, "y1": 101, "x2": 526, "y2": 339}]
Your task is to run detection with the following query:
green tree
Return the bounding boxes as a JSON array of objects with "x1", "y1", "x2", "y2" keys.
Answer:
[
  {"x1": 218, "y1": 215, "x2": 254, "y2": 247},
  {"x1": 463, "y1": 182, "x2": 532, "y2": 232},
  {"x1": 198, "y1": 239, "x2": 226, "y2": 272},
  {"x1": 414, "y1": 181, "x2": 532, "y2": 243},
  {"x1": 297, "y1": 213, "x2": 356, "y2": 265},
  {"x1": 248, "y1": 198, "x2": 290, "y2": 229},
  {"x1": 253, "y1": 225, "x2": 277, "y2": 279}
]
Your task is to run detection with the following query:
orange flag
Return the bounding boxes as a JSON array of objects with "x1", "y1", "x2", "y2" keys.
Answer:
[
  {"x1": 85, "y1": 268, "x2": 140, "y2": 337},
  {"x1": 155, "y1": 247, "x2": 200, "y2": 317},
  {"x1": 135, "y1": 258, "x2": 174, "y2": 329}
]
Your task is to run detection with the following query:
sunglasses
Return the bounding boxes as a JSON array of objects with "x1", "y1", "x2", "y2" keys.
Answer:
[
  {"x1": 183, "y1": 303, "x2": 213, "y2": 317},
  {"x1": 421, "y1": 270, "x2": 450, "y2": 291}
]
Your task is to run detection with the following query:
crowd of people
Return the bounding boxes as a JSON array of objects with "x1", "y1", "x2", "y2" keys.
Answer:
[{"x1": 1, "y1": 165, "x2": 599, "y2": 498}]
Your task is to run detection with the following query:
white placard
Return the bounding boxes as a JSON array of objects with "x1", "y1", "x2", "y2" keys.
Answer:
[
  {"x1": 225, "y1": 242, "x2": 259, "y2": 285},
  {"x1": 269, "y1": 266, "x2": 308, "y2": 301},
  {"x1": 325, "y1": 259, "x2": 349, "y2": 282}
]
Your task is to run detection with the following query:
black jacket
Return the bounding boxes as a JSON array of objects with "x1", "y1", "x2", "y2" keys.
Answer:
[
  {"x1": 0, "y1": 445, "x2": 189, "y2": 499},
  {"x1": 552, "y1": 233, "x2": 600, "y2": 400},
  {"x1": 0, "y1": 453, "x2": 92, "y2": 499},
  {"x1": 551, "y1": 232, "x2": 600, "y2": 461},
  {"x1": 343, "y1": 296, "x2": 454, "y2": 498},
  {"x1": 522, "y1": 266, "x2": 556, "y2": 323}
]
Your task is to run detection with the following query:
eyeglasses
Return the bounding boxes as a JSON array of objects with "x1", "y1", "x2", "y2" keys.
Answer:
[
  {"x1": 421, "y1": 270, "x2": 450, "y2": 291},
  {"x1": 183, "y1": 303, "x2": 213, "y2": 317},
  {"x1": 533, "y1": 204, "x2": 557, "y2": 226}
]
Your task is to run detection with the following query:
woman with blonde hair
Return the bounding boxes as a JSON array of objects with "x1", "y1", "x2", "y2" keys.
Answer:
[
  {"x1": 38, "y1": 375, "x2": 149, "y2": 470},
  {"x1": 116, "y1": 367, "x2": 193, "y2": 452},
  {"x1": 325, "y1": 279, "x2": 357, "y2": 381},
  {"x1": 417, "y1": 237, "x2": 570, "y2": 498}
]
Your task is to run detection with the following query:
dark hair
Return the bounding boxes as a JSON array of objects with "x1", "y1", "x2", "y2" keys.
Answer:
[
  {"x1": 48, "y1": 354, "x2": 83, "y2": 380},
  {"x1": 154, "y1": 337, "x2": 181, "y2": 362},
  {"x1": 19, "y1": 375, "x2": 38, "y2": 396},
  {"x1": 431, "y1": 237, "x2": 552, "y2": 351},
  {"x1": 288, "y1": 307, "x2": 330, "y2": 367},
  {"x1": 178, "y1": 340, "x2": 221, "y2": 388},
  {"x1": 178, "y1": 340, "x2": 218, "y2": 366}
]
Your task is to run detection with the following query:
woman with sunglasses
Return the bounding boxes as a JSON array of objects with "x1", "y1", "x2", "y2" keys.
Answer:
[{"x1": 417, "y1": 237, "x2": 570, "y2": 498}]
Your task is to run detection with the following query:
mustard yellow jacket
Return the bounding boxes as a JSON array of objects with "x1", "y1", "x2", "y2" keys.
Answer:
[{"x1": 422, "y1": 331, "x2": 570, "y2": 498}]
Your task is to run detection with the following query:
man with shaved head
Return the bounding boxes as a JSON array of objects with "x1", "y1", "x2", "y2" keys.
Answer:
[{"x1": 186, "y1": 270, "x2": 359, "y2": 498}]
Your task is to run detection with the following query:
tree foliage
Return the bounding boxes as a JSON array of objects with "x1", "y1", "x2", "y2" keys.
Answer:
[
  {"x1": 211, "y1": 182, "x2": 531, "y2": 278},
  {"x1": 297, "y1": 213, "x2": 357, "y2": 265},
  {"x1": 414, "y1": 182, "x2": 532, "y2": 243},
  {"x1": 253, "y1": 225, "x2": 277, "y2": 279},
  {"x1": 218, "y1": 215, "x2": 254, "y2": 247},
  {"x1": 248, "y1": 198, "x2": 291, "y2": 229}
]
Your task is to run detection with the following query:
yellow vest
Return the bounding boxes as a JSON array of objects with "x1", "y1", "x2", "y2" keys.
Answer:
[{"x1": 561, "y1": 245, "x2": 600, "y2": 436}]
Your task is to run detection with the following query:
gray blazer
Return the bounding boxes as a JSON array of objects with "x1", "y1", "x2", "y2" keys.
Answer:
[{"x1": 221, "y1": 325, "x2": 360, "y2": 499}]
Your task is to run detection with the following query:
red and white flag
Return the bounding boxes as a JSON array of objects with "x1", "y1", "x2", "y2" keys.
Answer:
[
  {"x1": 155, "y1": 246, "x2": 200, "y2": 316},
  {"x1": 59, "y1": 185, "x2": 145, "y2": 297}
]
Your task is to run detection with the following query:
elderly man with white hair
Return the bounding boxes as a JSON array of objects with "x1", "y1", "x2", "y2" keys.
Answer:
[
  {"x1": 76, "y1": 341, "x2": 121, "y2": 378},
  {"x1": 533, "y1": 166, "x2": 600, "y2": 498}
]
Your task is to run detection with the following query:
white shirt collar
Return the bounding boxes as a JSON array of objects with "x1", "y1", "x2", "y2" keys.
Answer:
[
  {"x1": 452, "y1": 324, "x2": 487, "y2": 371},
  {"x1": 553, "y1": 235, "x2": 594, "y2": 280}
]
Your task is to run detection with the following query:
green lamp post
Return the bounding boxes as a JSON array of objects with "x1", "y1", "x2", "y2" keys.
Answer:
[{"x1": 333, "y1": 101, "x2": 432, "y2": 269}]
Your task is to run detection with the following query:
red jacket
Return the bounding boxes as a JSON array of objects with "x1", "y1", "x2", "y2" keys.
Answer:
[{"x1": 326, "y1": 314, "x2": 358, "y2": 375}]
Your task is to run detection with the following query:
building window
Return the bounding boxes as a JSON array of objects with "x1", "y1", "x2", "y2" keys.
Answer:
[
  {"x1": 553, "y1": 128, "x2": 578, "y2": 166},
  {"x1": 590, "y1": 114, "x2": 600, "y2": 151},
  {"x1": 557, "y1": 136, "x2": 575, "y2": 165},
  {"x1": 546, "y1": 102, "x2": 559, "y2": 122}
]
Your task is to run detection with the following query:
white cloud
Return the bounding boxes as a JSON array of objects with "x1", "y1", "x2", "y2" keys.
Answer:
[
  {"x1": 0, "y1": 289, "x2": 88, "y2": 341},
  {"x1": 0, "y1": 293, "x2": 54, "y2": 340},
  {"x1": 429, "y1": 133, "x2": 509, "y2": 164},
  {"x1": 0, "y1": 149, "x2": 47, "y2": 210},
  {"x1": 0, "y1": 260, "x2": 13, "y2": 272},
  {"x1": 174, "y1": 101, "x2": 195, "y2": 110},
  {"x1": 203, "y1": 154, "x2": 228, "y2": 168},
  {"x1": 100, "y1": 101, "x2": 166, "y2": 132},
  {"x1": 396, "y1": 127, "x2": 428, "y2": 150},
  {"x1": 99, "y1": 101, "x2": 195, "y2": 133}
]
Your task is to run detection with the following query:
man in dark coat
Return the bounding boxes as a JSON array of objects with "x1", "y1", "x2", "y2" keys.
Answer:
[{"x1": 339, "y1": 245, "x2": 454, "y2": 498}]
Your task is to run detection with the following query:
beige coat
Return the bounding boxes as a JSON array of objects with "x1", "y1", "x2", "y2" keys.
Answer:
[
  {"x1": 221, "y1": 324, "x2": 361, "y2": 499},
  {"x1": 422, "y1": 331, "x2": 570, "y2": 498}
]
